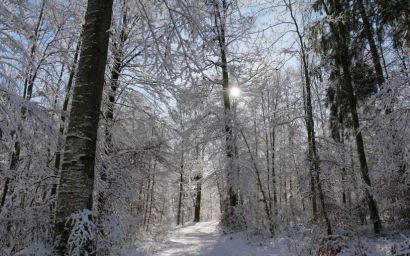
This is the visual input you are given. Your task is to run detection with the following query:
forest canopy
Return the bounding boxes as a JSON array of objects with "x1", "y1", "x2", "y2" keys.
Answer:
[{"x1": 0, "y1": 0, "x2": 409, "y2": 255}]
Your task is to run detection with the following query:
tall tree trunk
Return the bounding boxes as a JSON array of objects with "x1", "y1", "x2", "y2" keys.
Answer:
[
  {"x1": 300, "y1": 63, "x2": 318, "y2": 220},
  {"x1": 53, "y1": 0, "x2": 114, "y2": 254},
  {"x1": 271, "y1": 118, "x2": 278, "y2": 213},
  {"x1": 333, "y1": 0, "x2": 382, "y2": 234},
  {"x1": 23, "y1": 0, "x2": 45, "y2": 100},
  {"x1": 212, "y1": 0, "x2": 239, "y2": 231},
  {"x1": 50, "y1": 39, "x2": 81, "y2": 199},
  {"x1": 143, "y1": 172, "x2": 151, "y2": 227},
  {"x1": 375, "y1": 26, "x2": 389, "y2": 79},
  {"x1": 356, "y1": 0, "x2": 385, "y2": 85},
  {"x1": 97, "y1": 4, "x2": 128, "y2": 227},
  {"x1": 335, "y1": 122, "x2": 349, "y2": 206},
  {"x1": 194, "y1": 175, "x2": 202, "y2": 223},
  {"x1": 341, "y1": 130, "x2": 348, "y2": 206},
  {"x1": 286, "y1": 0, "x2": 332, "y2": 235},
  {"x1": 261, "y1": 93, "x2": 273, "y2": 211},
  {"x1": 146, "y1": 160, "x2": 156, "y2": 230},
  {"x1": 0, "y1": 139, "x2": 19, "y2": 210},
  {"x1": 177, "y1": 164, "x2": 184, "y2": 225}
]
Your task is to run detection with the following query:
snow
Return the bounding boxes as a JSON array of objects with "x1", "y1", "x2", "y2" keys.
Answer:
[
  {"x1": 137, "y1": 221, "x2": 283, "y2": 256},
  {"x1": 131, "y1": 222, "x2": 410, "y2": 256}
]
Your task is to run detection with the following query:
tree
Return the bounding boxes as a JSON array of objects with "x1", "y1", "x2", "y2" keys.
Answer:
[
  {"x1": 0, "y1": 0, "x2": 46, "y2": 210},
  {"x1": 194, "y1": 174, "x2": 202, "y2": 222},
  {"x1": 210, "y1": 0, "x2": 240, "y2": 232},
  {"x1": 284, "y1": 0, "x2": 332, "y2": 235},
  {"x1": 356, "y1": 0, "x2": 384, "y2": 85},
  {"x1": 53, "y1": 0, "x2": 114, "y2": 254},
  {"x1": 312, "y1": 0, "x2": 382, "y2": 234}
]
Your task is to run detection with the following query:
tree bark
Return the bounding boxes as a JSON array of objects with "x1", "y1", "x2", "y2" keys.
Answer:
[
  {"x1": 51, "y1": 39, "x2": 81, "y2": 199},
  {"x1": 53, "y1": 0, "x2": 114, "y2": 254}
]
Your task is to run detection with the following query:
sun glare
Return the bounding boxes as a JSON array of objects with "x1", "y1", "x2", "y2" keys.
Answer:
[{"x1": 229, "y1": 86, "x2": 241, "y2": 98}]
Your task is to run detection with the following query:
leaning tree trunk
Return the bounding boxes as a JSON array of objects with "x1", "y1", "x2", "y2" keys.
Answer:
[
  {"x1": 356, "y1": 0, "x2": 384, "y2": 85},
  {"x1": 53, "y1": 0, "x2": 114, "y2": 254}
]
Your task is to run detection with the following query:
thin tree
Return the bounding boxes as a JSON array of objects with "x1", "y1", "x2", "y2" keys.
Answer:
[
  {"x1": 285, "y1": 0, "x2": 332, "y2": 235},
  {"x1": 0, "y1": 0, "x2": 46, "y2": 210}
]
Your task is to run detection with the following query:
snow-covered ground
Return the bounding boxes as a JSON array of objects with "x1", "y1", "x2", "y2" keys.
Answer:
[
  {"x1": 135, "y1": 221, "x2": 285, "y2": 256},
  {"x1": 131, "y1": 221, "x2": 410, "y2": 256}
]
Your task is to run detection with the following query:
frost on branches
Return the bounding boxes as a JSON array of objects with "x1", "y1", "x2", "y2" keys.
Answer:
[{"x1": 1, "y1": 0, "x2": 410, "y2": 255}]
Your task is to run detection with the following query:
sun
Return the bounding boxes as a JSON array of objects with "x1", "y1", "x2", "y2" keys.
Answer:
[{"x1": 229, "y1": 86, "x2": 241, "y2": 98}]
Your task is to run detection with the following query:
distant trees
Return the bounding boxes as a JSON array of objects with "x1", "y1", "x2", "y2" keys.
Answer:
[{"x1": 0, "y1": 0, "x2": 409, "y2": 254}]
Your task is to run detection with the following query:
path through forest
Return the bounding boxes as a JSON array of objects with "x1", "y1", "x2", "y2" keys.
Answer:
[{"x1": 150, "y1": 221, "x2": 283, "y2": 256}]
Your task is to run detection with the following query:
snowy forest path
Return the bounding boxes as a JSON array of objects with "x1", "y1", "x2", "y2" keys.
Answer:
[{"x1": 150, "y1": 221, "x2": 281, "y2": 256}]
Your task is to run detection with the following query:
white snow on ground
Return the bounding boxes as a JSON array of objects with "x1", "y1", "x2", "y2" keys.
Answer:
[
  {"x1": 131, "y1": 222, "x2": 410, "y2": 256},
  {"x1": 142, "y1": 221, "x2": 283, "y2": 256}
]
